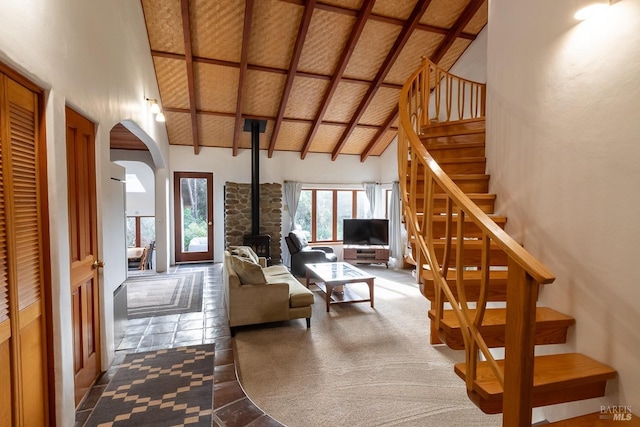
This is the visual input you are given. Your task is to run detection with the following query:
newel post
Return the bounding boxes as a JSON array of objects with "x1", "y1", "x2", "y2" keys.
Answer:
[{"x1": 503, "y1": 259, "x2": 539, "y2": 426}]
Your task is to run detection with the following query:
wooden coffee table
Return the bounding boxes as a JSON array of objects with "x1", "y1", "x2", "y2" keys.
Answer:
[{"x1": 305, "y1": 262, "x2": 375, "y2": 312}]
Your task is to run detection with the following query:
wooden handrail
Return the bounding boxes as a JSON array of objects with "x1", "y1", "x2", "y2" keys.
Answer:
[{"x1": 398, "y1": 57, "x2": 555, "y2": 426}]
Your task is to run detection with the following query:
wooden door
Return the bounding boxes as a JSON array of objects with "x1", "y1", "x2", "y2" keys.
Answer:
[
  {"x1": 66, "y1": 106, "x2": 101, "y2": 406},
  {"x1": 0, "y1": 72, "x2": 51, "y2": 426},
  {"x1": 174, "y1": 172, "x2": 213, "y2": 263}
]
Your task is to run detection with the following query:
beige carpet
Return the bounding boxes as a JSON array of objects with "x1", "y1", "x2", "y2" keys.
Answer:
[{"x1": 234, "y1": 266, "x2": 502, "y2": 427}]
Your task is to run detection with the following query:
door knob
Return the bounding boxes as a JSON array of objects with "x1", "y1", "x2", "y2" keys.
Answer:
[
  {"x1": 92, "y1": 260, "x2": 105, "y2": 269},
  {"x1": 208, "y1": 221, "x2": 213, "y2": 226}
]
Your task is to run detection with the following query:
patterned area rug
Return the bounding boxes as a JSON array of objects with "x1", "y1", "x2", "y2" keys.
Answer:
[
  {"x1": 84, "y1": 344, "x2": 215, "y2": 426},
  {"x1": 126, "y1": 271, "x2": 204, "y2": 319}
]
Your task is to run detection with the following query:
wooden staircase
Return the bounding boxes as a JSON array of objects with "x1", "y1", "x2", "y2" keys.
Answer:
[{"x1": 398, "y1": 58, "x2": 617, "y2": 425}]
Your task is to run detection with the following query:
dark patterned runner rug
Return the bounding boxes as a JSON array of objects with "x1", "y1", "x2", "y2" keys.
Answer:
[
  {"x1": 126, "y1": 271, "x2": 204, "y2": 319},
  {"x1": 84, "y1": 344, "x2": 215, "y2": 426}
]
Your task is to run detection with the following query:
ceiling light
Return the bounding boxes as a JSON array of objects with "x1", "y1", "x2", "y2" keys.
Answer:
[
  {"x1": 574, "y1": 1, "x2": 610, "y2": 20},
  {"x1": 155, "y1": 112, "x2": 166, "y2": 123}
]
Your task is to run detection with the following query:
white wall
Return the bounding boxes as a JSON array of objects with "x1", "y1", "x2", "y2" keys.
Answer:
[
  {"x1": 487, "y1": 0, "x2": 640, "y2": 420},
  {"x1": 116, "y1": 160, "x2": 156, "y2": 217},
  {"x1": 449, "y1": 27, "x2": 487, "y2": 83},
  {"x1": 0, "y1": 0, "x2": 169, "y2": 424},
  {"x1": 170, "y1": 146, "x2": 397, "y2": 263}
]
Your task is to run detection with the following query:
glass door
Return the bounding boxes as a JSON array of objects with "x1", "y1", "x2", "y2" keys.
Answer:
[{"x1": 174, "y1": 172, "x2": 213, "y2": 262}]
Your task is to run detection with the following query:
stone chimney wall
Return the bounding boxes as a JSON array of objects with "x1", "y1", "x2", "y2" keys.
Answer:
[{"x1": 224, "y1": 182, "x2": 282, "y2": 263}]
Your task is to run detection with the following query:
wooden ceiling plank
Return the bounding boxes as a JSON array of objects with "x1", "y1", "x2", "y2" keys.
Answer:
[
  {"x1": 300, "y1": 0, "x2": 375, "y2": 159},
  {"x1": 180, "y1": 0, "x2": 200, "y2": 155},
  {"x1": 279, "y1": 0, "x2": 476, "y2": 40},
  {"x1": 358, "y1": 0, "x2": 485, "y2": 162},
  {"x1": 232, "y1": 0, "x2": 255, "y2": 156},
  {"x1": 164, "y1": 106, "x2": 387, "y2": 131},
  {"x1": 331, "y1": 0, "x2": 432, "y2": 161},
  {"x1": 360, "y1": 106, "x2": 398, "y2": 162},
  {"x1": 430, "y1": 0, "x2": 485, "y2": 64},
  {"x1": 268, "y1": 0, "x2": 317, "y2": 157},
  {"x1": 152, "y1": 50, "x2": 404, "y2": 90}
]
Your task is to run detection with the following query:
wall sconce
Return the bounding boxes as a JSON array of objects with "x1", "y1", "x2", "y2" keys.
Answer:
[
  {"x1": 574, "y1": 0, "x2": 617, "y2": 20},
  {"x1": 146, "y1": 98, "x2": 165, "y2": 122}
]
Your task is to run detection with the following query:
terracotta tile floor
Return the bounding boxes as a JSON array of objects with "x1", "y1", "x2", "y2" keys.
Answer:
[{"x1": 75, "y1": 263, "x2": 282, "y2": 427}]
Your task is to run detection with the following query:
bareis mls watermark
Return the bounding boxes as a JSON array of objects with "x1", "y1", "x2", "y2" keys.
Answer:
[{"x1": 601, "y1": 406, "x2": 633, "y2": 421}]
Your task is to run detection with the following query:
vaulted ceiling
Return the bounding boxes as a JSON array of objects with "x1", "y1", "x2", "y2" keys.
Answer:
[{"x1": 139, "y1": 0, "x2": 487, "y2": 160}]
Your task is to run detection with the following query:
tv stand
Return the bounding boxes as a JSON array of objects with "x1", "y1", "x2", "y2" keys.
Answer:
[{"x1": 343, "y1": 245, "x2": 389, "y2": 268}]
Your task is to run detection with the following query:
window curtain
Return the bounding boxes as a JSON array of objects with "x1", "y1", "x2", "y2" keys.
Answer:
[
  {"x1": 283, "y1": 181, "x2": 302, "y2": 267},
  {"x1": 364, "y1": 182, "x2": 377, "y2": 218},
  {"x1": 389, "y1": 181, "x2": 404, "y2": 263}
]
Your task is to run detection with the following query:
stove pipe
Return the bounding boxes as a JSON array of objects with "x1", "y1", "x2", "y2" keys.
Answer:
[{"x1": 243, "y1": 119, "x2": 267, "y2": 235}]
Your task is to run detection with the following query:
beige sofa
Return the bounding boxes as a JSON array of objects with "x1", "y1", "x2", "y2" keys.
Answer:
[{"x1": 223, "y1": 247, "x2": 315, "y2": 331}]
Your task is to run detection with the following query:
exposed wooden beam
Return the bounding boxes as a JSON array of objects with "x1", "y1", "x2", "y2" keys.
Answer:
[
  {"x1": 358, "y1": 0, "x2": 486, "y2": 162},
  {"x1": 162, "y1": 107, "x2": 393, "y2": 131},
  {"x1": 151, "y1": 50, "x2": 403, "y2": 90},
  {"x1": 430, "y1": 0, "x2": 485, "y2": 64},
  {"x1": 232, "y1": 0, "x2": 255, "y2": 156},
  {"x1": 279, "y1": 0, "x2": 477, "y2": 40},
  {"x1": 180, "y1": 0, "x2": 200, "y2": 155},
  {"x1": 300, "y1": 0, "x2": 375, "y2": 159},
  {"x1": 360, "y1": 106, "x2": 398, "y2": 162},
  {"x1": 268, "y1": 0, "x2": 316, "y2": 157},
  {"x1": 331, "y1": 0, "x2": 432, "y2": 161}
]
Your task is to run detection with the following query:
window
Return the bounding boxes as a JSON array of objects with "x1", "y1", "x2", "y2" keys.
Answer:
[
  {"x1": 127, "y1": 216, "x2": 156, "y2": 247},
  {"x1": 294, "y1": 189, "x2": 371, "y2": 242}
]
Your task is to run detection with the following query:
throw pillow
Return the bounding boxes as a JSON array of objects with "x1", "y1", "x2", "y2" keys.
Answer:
[
  {"x1": 289, "y1": 229, "x2": 308, "y2": 251},
  {"x1": 230, "y1": 246, "x2": 259, "y2": 264},
  {"x1": 230, "y1": 254, "x2": 266, "y2": 284}
]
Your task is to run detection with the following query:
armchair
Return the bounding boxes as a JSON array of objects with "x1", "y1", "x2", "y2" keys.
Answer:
[{"x1": 285, "y1": 229, "x2": 337, "y2": 276}]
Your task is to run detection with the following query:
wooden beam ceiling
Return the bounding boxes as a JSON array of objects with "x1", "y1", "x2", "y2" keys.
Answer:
[
  {"x1": 356, "y1": 0, "x2": 487, "y2": 162},
  {"x1": 180, "y1": 0, "x2": 200, "y2": 155},
  {"x1": 232, "y1": 0, "x2": 255, "y2": 156},
  {"x1": 142, "y1": 0, "x2": 487, "y2": 158},
  {"x1": 331, "y1": 0, "x2": 433, "y2": 161},
  {"x1": 431, "y1": 0, "x2": 486, "y2": 64},
  {"x1": 300, "y1": 0, "x2": 375, "y2": 159},
  {"x1": 268, "y1": 0, "x2": 317, "y2": 157},
  {"x1": 360, "y1": 106, "x2": 398, "y2": 162}
]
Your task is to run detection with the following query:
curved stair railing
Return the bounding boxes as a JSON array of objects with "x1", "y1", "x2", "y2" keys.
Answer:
[{"x1": 398, "y1": 57, "x2": 556, "y2": 426}]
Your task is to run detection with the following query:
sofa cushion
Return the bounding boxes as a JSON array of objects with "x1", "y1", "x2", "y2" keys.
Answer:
[
  {"x1": 289, "y1": 284, "x2": 315, "y2": 308},
  {"x1": 263, "y1": 267, "x2": 315, "y2": 308},
  {"x1": 288, "y1": 229, "x2": 308, "y2": 251},
  {"x1": 230, "y1": 255, "x2": 266, "y2": 284},
  {"x1": 262, "y1": 264, "x2": 290, "y2": 277},
  {"x1": 230, "y1": 246, "x2": 259, "y2": 264}
]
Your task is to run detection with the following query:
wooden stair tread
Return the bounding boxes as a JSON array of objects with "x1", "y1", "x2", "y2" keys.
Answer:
[
  {"x1": 421, "y1": 118, "x2": 485, "y2": 137},
  {"x1": 407, "y1": 173, "x2": 489, "y2": 181},
  {"x1": 435, "y1": 156, "x2": 486, "y2": 164},
  {"x1": 428, "y1": 307, "x2": 574, "y2": 349},
  {"x1": 423, "y1": 140, "x2": 485, "y2": 150},
  {"x1": 420, "y1": 269, "x2": 508, "y2": 302},
  {"x1": 426, "y1": 214, "x2": 507, "y2": 224},
  {"x1": 422, "y1": 269, "x2": 509, "y2": 283},
  {"x1": 546, "y1": 412, "x2": 640, "y2": 426},
  {"x1": 431, "y1": 194, "x2": 496, "y2": 214},
  {"x1": 454, "y1": 353, "x2": 617, "y2": 412},
  {"x1": 429, "y1": 307, "x2": 574, "y2": 330}
]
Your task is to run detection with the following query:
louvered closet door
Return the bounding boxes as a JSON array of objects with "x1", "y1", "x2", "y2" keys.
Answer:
[{"x1": 0, "y1": 74, "x2": 49, "y2": 426}]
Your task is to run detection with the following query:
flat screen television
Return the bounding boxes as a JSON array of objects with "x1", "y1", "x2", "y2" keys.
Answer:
[{"x1": 343, "y1": 219, "x2": 389, "y2": 246}]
